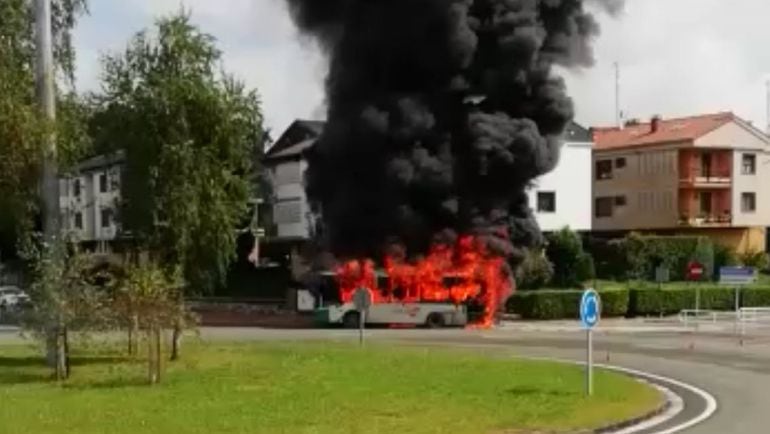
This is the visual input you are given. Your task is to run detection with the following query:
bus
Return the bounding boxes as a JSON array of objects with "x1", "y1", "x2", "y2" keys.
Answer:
[{"x1": 311, "y1": 271, "x2": 477, "y2": 328}]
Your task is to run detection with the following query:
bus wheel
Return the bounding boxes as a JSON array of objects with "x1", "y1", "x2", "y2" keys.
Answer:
[
  {"x1": 425, "y1": 313, "x2": 445, "y2": 329},
  {"x1": 343, "y1": 311, "x2": 361, "y2": 329}
]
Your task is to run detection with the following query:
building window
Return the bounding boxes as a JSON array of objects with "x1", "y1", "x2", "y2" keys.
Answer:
[
  {"x1": 536, "y1": 192, "x2": 556, "y2": 213},
  {"x1": 274, "y1": 198, "x2": 302, "y2": 224},
  {"x1": 614, "y1": 195, "x2": 627, "y2": 207},
  {"x1": 742, "y1": 192, "x2": 756, "y2": 213},
  {"x1": 73, "y1": 179, "x2": 81, "y2": 198},
  {"x1": 74, "y1": 212, "x2": 83, "y2": 230},
  {"x1": 595, "y1": 160, "x2": 613, "y2": 180},
  {"x1": 595, "y1": 197, "x2": 613, "y2": 218},
  {"x1": 99, "y1": 173, "x2": 108, "y2": 193},
  {"x1": 742, "y1": 154, "x2": 756, "y2": 175},
  {"x1": 615, "y1": 157, "x2": 626, "y2": 169},
  {"x1": 101, "y1": 208, "x2": 113, "y2": 228},
  {"x1": 275, "y1": 161, "x2": 302, "y2": 185}
]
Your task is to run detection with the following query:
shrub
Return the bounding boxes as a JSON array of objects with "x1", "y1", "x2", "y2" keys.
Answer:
[
  {"x1": 713, "y1": 244, "x2": 738, "y2": 279},
  {"x1": 515, "y1": 249, "x2": 554, "y2": 290},
  {"x1": 545, "y1": 227, "x2": 593, "y2": 287},
  {"x1": 623, "y1": 233, "x2": 712, "y2": 281},
  {"x1": 627, "y1": 284, "x2": 769, "y2": 316},
  {"x1": 738, "y1": 250, "x2": 769, "y2": 271},
  {"x1": 691, "y1": 237, "x2": 715, "y2": 281},
  {"x1": 743, "y1": 287, "x2": 770, "y2": 307},
  {"x1": 507, "y1": 288, "x2": 629, "y2": 320},
  {"x1": 585, "y1": 237, "x2": 628, "y2": 280}
]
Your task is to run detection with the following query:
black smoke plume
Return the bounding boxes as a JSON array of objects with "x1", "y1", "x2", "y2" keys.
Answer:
[{"x1": 284, "y1": 0, "x2": 619, "y2": 263}]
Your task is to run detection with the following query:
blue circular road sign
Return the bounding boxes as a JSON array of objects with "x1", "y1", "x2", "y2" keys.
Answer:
[{"x1": 580, "y1": 289, "x2": 600, "y2": 329}]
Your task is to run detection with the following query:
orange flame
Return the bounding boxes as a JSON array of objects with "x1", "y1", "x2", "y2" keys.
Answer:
[{"x1": 333, "y1": 235, "x2": 514, "y2": 328}]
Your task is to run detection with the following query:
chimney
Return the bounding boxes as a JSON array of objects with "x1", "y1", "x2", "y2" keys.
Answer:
[{"x1": 651, "y1": 115, "x2": 661, "y2": 133}]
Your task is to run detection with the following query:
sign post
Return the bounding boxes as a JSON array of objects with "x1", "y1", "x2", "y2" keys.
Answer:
[
  {"x1": 686, "y1": 261, "x2": 705, "y2": 315},
  {"x1": 353, "y1": 287, "x2": 372, "y2": 345},
  {"x1": 580, "y1": 289, "x2": 601, "y2": 397},
  {"x1": 719, "y1": 267, "x2": 756, "y2": 336}
]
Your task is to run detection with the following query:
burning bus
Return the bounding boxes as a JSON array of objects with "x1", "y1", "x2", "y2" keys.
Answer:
[{"x1": 313, "y1": 236, "x2": 513, "y2": 329}]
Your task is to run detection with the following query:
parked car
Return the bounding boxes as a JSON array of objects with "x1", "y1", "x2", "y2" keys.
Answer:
[{"x1": 0, "y1": 286, "x2": 30, "y2": 313}]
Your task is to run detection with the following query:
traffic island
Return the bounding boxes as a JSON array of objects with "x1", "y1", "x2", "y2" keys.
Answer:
[{"x1": 0, "y1": 342, "x2": 664, "y2": 434}]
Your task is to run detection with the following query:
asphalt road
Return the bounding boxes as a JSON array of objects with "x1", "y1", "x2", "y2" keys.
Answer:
[{"x1": 198, "y1": 323, "x2": 770, "y2": 434}]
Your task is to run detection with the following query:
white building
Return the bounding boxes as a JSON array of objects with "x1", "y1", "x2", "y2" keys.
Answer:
[
  {"x1": 527, "y1": 122, "x2": 594, "y2": 232},
  {"x1": 266, "y1": 120, "x2": 594, "y2": 241},
  {"x1": 59, "y1": 152, "x2": 123, "y2": 252}
]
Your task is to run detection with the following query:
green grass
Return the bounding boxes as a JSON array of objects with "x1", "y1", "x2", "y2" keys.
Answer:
[{"x1": 0, "y1": 342, "x2": 661, "y2": 434}]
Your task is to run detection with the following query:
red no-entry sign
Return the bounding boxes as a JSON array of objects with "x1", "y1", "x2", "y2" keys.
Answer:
[{"x1": 687, "y1": 261, "x2": 704, "y2": 281}]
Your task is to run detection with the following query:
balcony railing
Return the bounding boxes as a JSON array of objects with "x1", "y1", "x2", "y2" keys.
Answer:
[
  {"x1": 679, "y1": 167, "x2": 731, "y2": 186},
  {"x1": 678, "y1": 213, "x2": 732, "y2": 227}
]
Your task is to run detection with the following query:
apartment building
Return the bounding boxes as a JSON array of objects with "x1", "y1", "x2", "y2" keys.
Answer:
[
  {"x1": 527, "y1": 122, "x2": 594, "y2": 232},
  {"x1": 266, "y1": 119, "x2": 593, "y2": 240},
  {"x1": 592, "y1": 112, "x2": 770, "y2": 253},
  {"x1": 59, "y1": 152, "x2": 124, "y2": 252}
]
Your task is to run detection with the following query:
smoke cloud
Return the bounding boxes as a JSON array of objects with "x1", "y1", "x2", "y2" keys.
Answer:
[{"x1": 284, "y1": 0, "x2": 619, "y2": 263}]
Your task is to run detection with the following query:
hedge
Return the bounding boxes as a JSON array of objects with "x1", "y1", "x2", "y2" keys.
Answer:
[
  {"x1": 507, "y1": 288, "x2": 629, "y2": 320},
  {"x1": 630, "y1": 286, "x2": 735, "y2": 316},
  {"x1": 506, "y1": 285, "x2": 770, "y2": 319}
]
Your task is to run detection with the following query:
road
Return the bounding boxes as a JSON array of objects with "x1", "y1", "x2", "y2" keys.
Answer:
[{"x1": 199, "y1": 321, "x2": 770, "y2": 434}]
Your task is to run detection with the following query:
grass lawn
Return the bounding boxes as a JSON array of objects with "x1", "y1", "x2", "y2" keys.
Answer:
[{"x1": 0, "y1": 341, "x2": 661, "y2": 434}]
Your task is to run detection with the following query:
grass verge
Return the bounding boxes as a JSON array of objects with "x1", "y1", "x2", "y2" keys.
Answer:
[{"x1": 0, "y1": 341, "x2": 661, "y2": 434}]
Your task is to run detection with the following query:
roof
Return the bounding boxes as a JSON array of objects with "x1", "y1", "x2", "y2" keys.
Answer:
[
  {"x1": 564, "y1": 121, "x2": 592, "y2": 143},
  {"x1": 592, "y1": 112, "x2": 740, "y2": 151},
  {"x1": 267, "y1": 119, "x2": 325, "y2": 157},
  {"x1": 265, "y1": 138, "x2": 316, "y2": 161},
  {"x1": 71, "y1": 151, "x2": 125, "y2": 173}
]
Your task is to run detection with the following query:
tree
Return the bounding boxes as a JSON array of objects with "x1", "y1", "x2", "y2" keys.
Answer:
[
  {"x1": 545, "y1": 227, "x2": 594, "y2": 288},
  {"x1": 20, "y1": 236, "x2": 111, "y2": 380},
  {"x1": 115, "y1": 261, "x2": 195, "y2": 384},
  {"x1": 90, "y1": 12, "x2": 264, "y2": 301},
  {"x1": 0, "y1": 0, "x2": 89, "y2": 248}
]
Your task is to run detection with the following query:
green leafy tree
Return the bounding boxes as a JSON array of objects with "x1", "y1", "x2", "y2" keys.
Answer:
[
  {"x1": 0, "y1": 0, "x2": 89, "y2": 245},
  {"x1": 115, "y1": 261, "x2": 195, "y2": 383},
  {"x1": 545, "y1": 227, "x2": 594, "y2": 288},
  {"x1": 20, "y1": 236, "x2": 111, "y2": 380},
  {"x1": 90, "y1": 12, "x2": 264, "y2": 299}
]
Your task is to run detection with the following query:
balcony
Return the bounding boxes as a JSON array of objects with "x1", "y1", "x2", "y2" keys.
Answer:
[
  {"x1": 678, "y1": 212, "x2": 732, "y2": 228},
  {"x1": 679, "y1": 149, "x2": 732, "y2": 188},
  {"x1": 678, "y1": 189, "x2": 732, "y2": 227}
]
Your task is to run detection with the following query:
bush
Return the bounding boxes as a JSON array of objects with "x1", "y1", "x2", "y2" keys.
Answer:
[
  {"x1": 692, "y1": 237, "x2": 715, "y2": 281},
  {"x1": 507, "y1": 288, "x2": 629, "y2": 320},
  {"x1": 515, "y1": 249, "x2": 554, "y2": 290},
  {"x1": 743, "y1": 287, "x2": 770, "y2": 307},
  {"x1": 625, "y1": 233, "x2": 711, "y2": 281},
  {"x1": 585, "y1": 237, "x2": 628, "y2": 280},
  {"x1": 738, "y1": 250, "x2": 769, "y2": 271},
  {"x1": 546, "y1": 227, "x2": 593, "y2": 287},
  {"x1": 713, "y1": 244, "x2": 737, "y2": 279}
]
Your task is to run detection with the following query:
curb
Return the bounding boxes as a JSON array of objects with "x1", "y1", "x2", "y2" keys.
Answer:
[
  {"x1": 518, "y1": 356, "x2": 717, "y2": 434},
  {"x1": 593, "y1": 381, "x2": 674, "y2": 433}
]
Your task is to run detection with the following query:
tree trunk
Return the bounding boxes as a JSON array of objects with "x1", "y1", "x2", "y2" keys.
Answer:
[
  {"x1": 55, "y1": 326, "x2": 68, "y2": 381},
  {"x1": 147, "y1": 328, "x2": 158, "y2": 385},
  {"x1": 154, "y1": 327, "x2": 162, "y2": 383},
  {"x1": 170, "y1": 324, "x2": 181, "y2": 361},
  {"x1": 128, "y1": 315, "x2": 139, "y2": 356}
]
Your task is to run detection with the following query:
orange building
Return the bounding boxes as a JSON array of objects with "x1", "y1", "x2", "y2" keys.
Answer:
[{"x1": 592, "y1": 112, "x2": 770, "y2": 253}]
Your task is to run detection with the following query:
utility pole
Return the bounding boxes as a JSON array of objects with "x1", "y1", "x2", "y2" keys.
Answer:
[
  {"x1": 614, "y1": 62, "x2": 621, "y2": 128},
  {"x1": 36, "y1": 0, "x2": 59, "y2": 242},
  {"x1": 765, "y1": 79, "x2": 770, "y2": 135},
  {"x1": 35, "y1": 0, "x2": 60, "y2": 369}
]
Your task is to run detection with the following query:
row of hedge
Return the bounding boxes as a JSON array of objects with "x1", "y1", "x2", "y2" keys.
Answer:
[{"x1": 507, "y1": 285, "x2": 770, "y2": 319}]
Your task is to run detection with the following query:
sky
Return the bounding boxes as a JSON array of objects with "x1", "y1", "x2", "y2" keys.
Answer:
[{"x1": 74, "y1": 0, "x2": 770, "y2": 138}]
